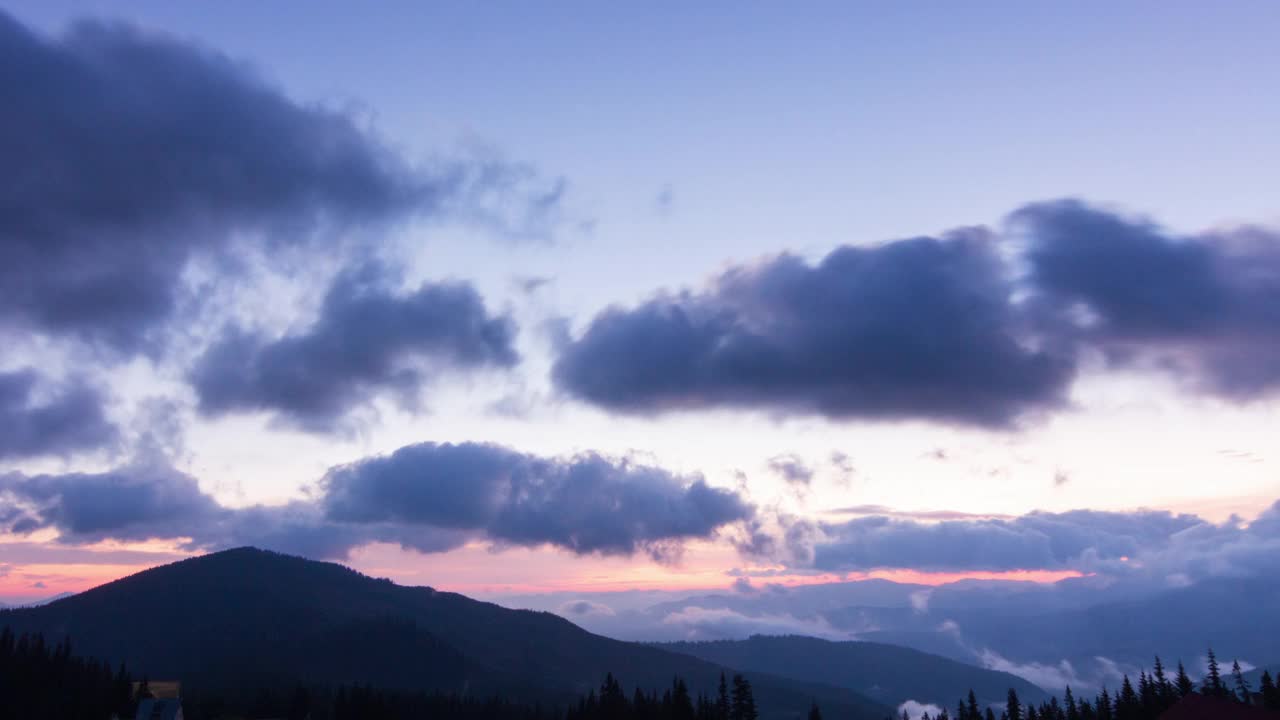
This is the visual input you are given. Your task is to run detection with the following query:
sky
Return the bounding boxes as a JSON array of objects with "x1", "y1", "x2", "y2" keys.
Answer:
[{"x1": 1, "y1": 1, "x2": 1278, "y2": 607}]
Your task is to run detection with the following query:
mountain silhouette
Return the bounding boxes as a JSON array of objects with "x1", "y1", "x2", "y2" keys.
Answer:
[
  {"x1": 660, "y1": 635, "x2": 1048, "y2": 708},
  {"x1": 0, "y1": 548, "x2": 891, "y2": 719}
]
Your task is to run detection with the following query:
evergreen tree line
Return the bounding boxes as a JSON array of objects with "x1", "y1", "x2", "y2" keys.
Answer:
[
  {"x1": 564, "y1": 671, "x2": 805, "y2": 720},
  {"x1": 1, "y1": 626, "x2": 819, "y2": 720},
  {"x1": 909, "y1": 649, "x2": 1280, "y2": 720},
  {"x1": 0, "y1": 627, "x2": 134, "y2": 720}
]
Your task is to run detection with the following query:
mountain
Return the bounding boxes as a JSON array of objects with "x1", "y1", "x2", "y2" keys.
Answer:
[
  {"x1": 0, "y1": 548, "x2": 892, "y2": 720},
  {"x1": 660, "y1": 635, "x2": 1049, "y2": 709},
  {"x1": 562, "y1": 571, "x2": 1280, "y2": 694}
]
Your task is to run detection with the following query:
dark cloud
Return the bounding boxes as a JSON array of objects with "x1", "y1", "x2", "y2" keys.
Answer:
[
  {"x1": 0, "y1": 369, "x2": 118, "y2": 459},
  {"x1": 804, "y1": 502, "x2": 1280, "y2": 580},
  {"x1": 559, "y1": 599, "x2": 615, "y2": 617},
  {"x1": 1015, "y1": 200, "x2": 1280, "y2": 397},
  {"x1": 1, "y1": 443, "x2": 754, "y2": 562},
  {"x1": 0, "y1": 462, "x2": 469, "y2": 558},
  {"x1": 0, "y1": 464, "x2": 221, "y2": 541},
  {"x1": 190, "y1": 267, "x2": 519, "y2": 431},
  {"x1": 555, "y1": 199, "x2": 1280, "y2": 425},
  {"x1": 322, "y1": 442, "x2": 755, "y2": 560},
  {"x1": 553, "y1": 229, "x2": 1074, "y2": 427},
  {"x1": 767, "y1": 454, "x2": 814, "y2": 486},
  {"x1": 0, "y1": 10, "x2": 559, "y2": 354}
]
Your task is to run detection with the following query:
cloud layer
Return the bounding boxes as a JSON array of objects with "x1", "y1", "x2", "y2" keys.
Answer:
[
  {"x1": 322, "y1": 442, "x2": 754, "y2": 559},
  {"x1": 0, "y1": 11, "x2": 438, "y2": 352},
  {"x1": 0, "y1": 9, "x2": 559, "y2": 359},
  {"x1": 555, "y1": 201, "x2": 1280, "y2": 426},
  {"x1": 0, "y1": 442, "x2": 754, "y2": 561},
  {"x1": 191, "y1": 267, "x2": 519, "y2": 430},
  {"x1": 554, "y1": 229, "x2": 1073, "y2": 426},
  {"x1": 0, "y1": 370, "x2": 117, "y2": 460},
  {"x1": 803, "y1": 501, "x2": 1280, "y2": 582}
]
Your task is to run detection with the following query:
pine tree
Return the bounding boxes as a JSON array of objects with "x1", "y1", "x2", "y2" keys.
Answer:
[
  {"x1": 1096, "y1": 689, "x2": 1112, "y2": 720},
  {"x1": 730, "y1": 674, "x2": 757, "y2": 720},
  {"x1": 1231, "y1": 660, "x2": 1251, "y2": 704},
  {"x1": 1139, "y1": 670, "x2": 1157, "y2": 717},
  {"x1": 807, "y1": 701, "x2": 822, "y2": 720},
  {"x1": 673, "y1": 677, "x2": 695, "y2": 720},
  {"x1": 968, "y1": 690, "x2": 982, "y2": 720},
  {"x1": 1260, "y1": 671, "x2": 1280, "y2": 711},
  {"x1": 717, "y1": 672, "x2": 730, "y2": 720},
  {"x1": 1203, "y1": 649, "x2": 1227, "y2": 698},
  {"x1": 1064, "y1": 686, "x2": 1080, "y2": 720},
  {"x1": 1116, "y1": 676, "x2": 1139, "y2": 720},
  {"x1": 1006, "y1": 688, "x2": 1022, "y2": 720},
  {"x1": 1174, "y1": 661, "x2": 1195, "y2": 698},
  {"x1": 1152, "y1": 656, "x2": 1173, "y2": 708}
]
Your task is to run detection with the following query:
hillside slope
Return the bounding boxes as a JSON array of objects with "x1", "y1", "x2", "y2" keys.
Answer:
[
  {"x1": 661, "y1": 635, "x2": 1048, "y2": 709},
  {"x1": 0, "y1": 548, "x2": 891, "y2": 720}
]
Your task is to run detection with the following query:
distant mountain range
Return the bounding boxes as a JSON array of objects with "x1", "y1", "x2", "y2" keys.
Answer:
[
  {"x1": 659, "y1": 635, "x2": 1048, "y2": 709},
  {"x1": 0, "y1": 591, "x2": 76, "y2": 610},
  {"x1": 515, "y1": 571, "x2": 1280, "y2": 694},
  {"x1": 0, "y1": 548, "x2": 899, "y2": 720}
]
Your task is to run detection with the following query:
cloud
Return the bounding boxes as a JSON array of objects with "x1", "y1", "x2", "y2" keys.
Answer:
[
  {"x1": 190, "y1": 266, "x2": 519, "y2": 430},
  {"x1": 553, "y1": 227, "x2": 1074, "y2": 427},
  {"x1": 977, "y1": 649, "x2": 1085, "y2": 692},
  {"x1": 0, "y1": 442, "x2": 755, "y2": 562},
  {"x1": 767, "y1": 454, "x2": 814, "y2": 486},
  {"x1": 909, "y1": 589, "x2": 932, "y2": 614},
  {"x1": 0, "y1": 10, "x2": 560, "y2": 354},
  {"x1": 824, "y1": 505, "x2": 1016, "y2": 522},
  {"x1": 554, "y1": 199, "x2": 1280, "y2": 426},
  {"x1": 1015, "y1": 200, "x2": 1280, "y2": 398},
  {"x1": 322, "y1": 442, "x2": 755, "y2": 560},
  {"x1": 0, "y1": 369, "x2": 118, "y2": 459},
  {"x1": 0, "y1": 438, "x2": 752, "y2": 561},
  {"x1": 898, "y1": 700, "x2": 944, "y2": 720},
  {"x1": 659, "y1": 606, "x2": 847, "y2": 641},
  {"x1": 828, "y1": 452, "x2": 856, "y2": 486},
  {"x1": 559, "y1": 599, "x2": 616, "y2": 617},
  {"x1": 0, "y1": 463, "x2": 222, "y2": 541},
  {"x1": 0, "y1": 542, "x2": 186, "y2": 566},
  {"x1": 803, "y1": 501, "x2": 1280, "y2": 581}
]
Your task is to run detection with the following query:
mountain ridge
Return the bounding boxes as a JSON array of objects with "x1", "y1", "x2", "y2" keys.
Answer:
[
  {"x1": 658, "y1": 634, "x2": 1048, "y2": 709},
  {"x1": 0, "y1": 548, "x2": 893, "y2": 720}
]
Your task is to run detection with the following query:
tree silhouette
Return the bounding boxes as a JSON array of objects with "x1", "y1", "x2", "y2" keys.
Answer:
[
  {"x1": 1006, "y1": 688, "x2": 1022, "y2": 720},
  {"x1": 1202, "y1": 649, "x2": 1228, "y2": 698},
  {"x1": 730, "y1": 674, "x2": 757, "y2": 720},
  {"x1": 1230, "y1": 659, "x2": 1251, "y2": 703},
  {"x1": 1260, "y1": 670, "x2": 1280, "y2": 711},
  {"x1": 1174, "y1": 661, "x2": 1195, "y2": 698}
]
